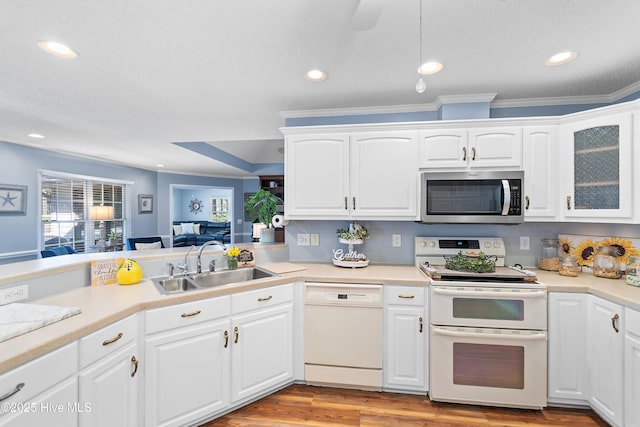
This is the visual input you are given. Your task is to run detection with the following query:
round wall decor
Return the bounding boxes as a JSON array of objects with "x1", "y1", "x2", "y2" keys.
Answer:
[{"x1": 189, "y1": 198, "x2": 203, "y2": 213}]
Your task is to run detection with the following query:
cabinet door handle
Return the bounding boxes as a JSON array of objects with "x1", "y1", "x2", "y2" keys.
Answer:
[
  {"x1": 234, "y1": 326, "x2": 239, "y2": 344},
  {"x1": 257, "y1": 296, "x2": 272, "y2": 302},
  {"x1": 344, "y1": 196, "x2": 348, "y2": 210},
  {"x1": 612, "y1": 313, "x2": 620, "y2": 333},
  {"x1": 566, "y1": 196, "x2": 572, "y2": 210},
  {"x1": 102, "y1": 332, "x2": 123, "y2": 346},
  {"x1": 398, "y1": 295, "x2": 415, "y2": 299},
  {"x1": 462, "y1": 147, "x2": 467, "y2": 161},
  {"x1": 130, "y1": 356, "x2": 139, "y2": 378},
  {"x1": 353, "y1": 196, "x2": 356, "y2": 210},
  {"x1": 471, "y1": 147, "x2": 476, "y2": 161},
  {"x1": 181, "y1": 310, "x2": 201, "y2": 318},
  {"x1": 224, "y1": 330, "x2": 229, "y2": 348},
  {"x1": 525, "y1": 195, "x2": 530, "y2": 210},
  {"x1": 419, "y1": 317, "x2": 423, "y2": 333},
  {"x1": 0, "y1": 383, "x2": 24, "y2": 402}
]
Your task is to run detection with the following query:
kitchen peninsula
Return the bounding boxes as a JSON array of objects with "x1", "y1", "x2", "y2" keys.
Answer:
[{"x1": 1, "y1": 244, "x2": 640, "y2": 426}]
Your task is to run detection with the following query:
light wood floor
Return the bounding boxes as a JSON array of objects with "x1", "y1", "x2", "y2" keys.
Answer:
[{"x1": 202, "y1": 384, "x2": 608, "y2": 426}]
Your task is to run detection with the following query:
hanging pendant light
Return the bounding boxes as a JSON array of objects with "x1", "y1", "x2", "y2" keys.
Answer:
[{"x1": 415, "y1": 0, "x2": 425, "y2": 93}]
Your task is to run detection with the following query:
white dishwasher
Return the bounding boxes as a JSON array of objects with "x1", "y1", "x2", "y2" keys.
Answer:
[{"x1": 304, "y1": 282, "x2": 383, "y2": 390}]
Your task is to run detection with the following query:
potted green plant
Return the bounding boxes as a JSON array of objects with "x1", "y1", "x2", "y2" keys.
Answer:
[
  {"x1": 244, "y1": 188, "x2": 282, "y2": 243},
  {"x1": 336, "y1": 222, "x2": 369, "y2": 244},
  {"x1": 107, "y1": 231, "x2": 122, "y2": 245}
]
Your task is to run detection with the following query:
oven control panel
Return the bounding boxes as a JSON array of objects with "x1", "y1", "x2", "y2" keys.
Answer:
[{"x1": 415, "y1": 237, "x2": 506, "y2": 266}]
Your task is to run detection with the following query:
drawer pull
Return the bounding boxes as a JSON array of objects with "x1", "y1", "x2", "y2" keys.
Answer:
[
  {"x1": 419, "y1": 316, "x2": 423, "y2": 333},
  {"x1": 398, "y1": 295, "x2": 415, "y2": 299},
  {"x1": 344, "y1": 196, "x2": 348, "y2": 210},
  {"x1": 612, "y1": 313, "x2": 620, "y2": 333},
  {"x1": 0, "y1": 383, "x2": 24, "y2": 402},
  {"x1": 234, "y1": 326, "x2": 239, "y2": 344},
  {"x1": 567, "y1": 195, "x2": 572, "y2": 210},
  {"x1": 525, "y1": 195, "x2": 530, "y2": 210},
  {"x1": 181, "y1": 310, "x2": 202, "y2": 318},
  {"x1": 102, "y1": 332, "x2": 123, "y2": 346},
  {"x1": 257, "y1": 296, "x2": 273, "y2": 302},
  {"x1": 224, "y1": 330, "x2": 229, "y2": 348},
  {"x1": 131, "y1": 356, "x2": 139, "y2": 378},
  {"x1": 353, "y1": 196, "x2": 356, "y2": 210},
  {"x1": 462, "y1": 147, "x2": 467, "y2": 161},
  {"x1": 471, "y1": 147, "x2": 477, "y2": 161}
]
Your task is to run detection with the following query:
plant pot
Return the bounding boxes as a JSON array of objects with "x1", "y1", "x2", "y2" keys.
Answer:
[{"x1": 260, "y1": 227, "x2": 275, "y2": 243}]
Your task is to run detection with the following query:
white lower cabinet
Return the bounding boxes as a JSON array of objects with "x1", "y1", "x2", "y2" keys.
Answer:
[
  {"x1": 0, "y1": 342, "x2": 78, "y2": 427},
  {"x1": 625, "y1": 307, "x2": 640, "y2": 427},
  {"x1": 78, "y1": 314, "x2": 139, "y2": 427},
  {"x1": 547, "y1": 293, "x2": 588, "y2": 403},
  {"x1": 144, "y1": 296, "x2": 232, "y2": 427},
  {"x1": 383, "y1": 285, "x2": 427, "y2": 393},
  {"x1": 588, "y1": 295, "x2": 624, "y2": 427},
  {"x1": 230, "y1": 284, "x2": 294, "y2": 404}
]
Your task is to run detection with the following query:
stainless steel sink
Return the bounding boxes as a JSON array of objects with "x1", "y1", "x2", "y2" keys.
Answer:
[
  {"x1": 152, "y1": 276, "x2": 199, "y2": 294},
  {"x1": 151, "y1": 267, "x2": 277, "y2": 294},
  {"x1": 190, "y1": 267, "x2": 275, "y2": 288}
]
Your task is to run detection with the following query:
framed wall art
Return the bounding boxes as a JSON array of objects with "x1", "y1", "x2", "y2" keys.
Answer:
[
  {"x1": 0, "y1": 184, "x2": 27, "y2": 215},
  {"x1": 138, "y1": 194, "x2": 153, "y2": 214}
]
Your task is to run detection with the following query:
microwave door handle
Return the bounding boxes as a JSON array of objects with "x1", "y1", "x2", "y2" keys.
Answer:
[
  {"x1": 432, "y1": 326, "x2": 547, "y2": 341},
  {"x1": 501, "y1": 179, "x2": 511, "y2": 215}
]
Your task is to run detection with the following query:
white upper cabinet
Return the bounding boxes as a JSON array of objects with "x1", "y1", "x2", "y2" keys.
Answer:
[
  {"x1": 285, "y1": 133, "x2": 350, "y2": 219},
  {"x1": 419, "y1": 126, "x2": 522, "y2": 170},
  {"x1": 560, "y1": 111, "x2": 633, "y2": 221},
  {"x1": 285, "y1": 131, "x2": 419, "y2": 220},
  {"x1": 522, "y1": 126, "x2": 558, "y2": 221}
]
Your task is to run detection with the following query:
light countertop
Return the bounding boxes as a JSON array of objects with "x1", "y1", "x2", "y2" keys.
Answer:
[{"x1": 1, "y1": 262, "x2": 639, "y2": 374}]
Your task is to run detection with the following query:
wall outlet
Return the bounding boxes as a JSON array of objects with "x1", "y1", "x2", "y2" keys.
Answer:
[
  {"x1": 310, "y1": 234, "x2": 320, "y2": 246},
  {"x1": 0, "y1": 284, "x2": 29, "y2": 305},
  {"x1": 392, "y1": 234, "x2": 401, "y2": 247},
  {"x1": 520, "y1": 236, "x2": 530, "y2": 251},
  {"x1": 297, "y1": 233, "x2": 310, "y2": 246}
]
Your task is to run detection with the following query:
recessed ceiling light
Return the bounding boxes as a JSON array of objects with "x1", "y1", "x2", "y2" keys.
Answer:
[
  {"x1": 418, "y1": 61, "x2": 443, "y2": 75},
  {"x1": 545, "y1": 51, "x2": 577, "y2": 67},
  {"x1": 305, "y1": 69, "x2": 327, "y2": 82},
  {"x1": 28, "y1": 133, "x2": 45, "y2": 139},
  {"x1": 37, "y1": 41, "x2": 78, "y2": 59},
  {"x1": 156, "y1": 164, "x2": 165, "y2": 168}
]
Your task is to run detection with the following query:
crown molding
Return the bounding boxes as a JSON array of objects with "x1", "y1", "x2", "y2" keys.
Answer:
[{"x1": 281, "y1": 81, "x2": 640, "y2": 119}]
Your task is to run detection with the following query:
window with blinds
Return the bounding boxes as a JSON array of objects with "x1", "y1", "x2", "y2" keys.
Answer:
[
  {"x1": 210, "y1": 197, "x2": 230, "y2": 222},
  {"x1": 40, "y1": 172, "x2": 129, "y2": 253}
]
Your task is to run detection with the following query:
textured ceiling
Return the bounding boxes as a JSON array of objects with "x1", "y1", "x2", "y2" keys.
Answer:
[{"x1": 1, "y1": 0, "x2": 638, "y2": 177}]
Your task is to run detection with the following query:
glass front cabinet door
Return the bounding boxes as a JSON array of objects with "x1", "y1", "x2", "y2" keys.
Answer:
[{"x1": 560, "y1": 112, "x2": 633, "y2": 221}]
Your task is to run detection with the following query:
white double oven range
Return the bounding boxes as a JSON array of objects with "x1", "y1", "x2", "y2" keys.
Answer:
[{"x1": 416, "y1": 237, "x2": 547, "y2": 410}]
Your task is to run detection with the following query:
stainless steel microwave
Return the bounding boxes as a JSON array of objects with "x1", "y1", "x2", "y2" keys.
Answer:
[{"x1": 420, "y1": 170, "x2": 524, "y2": 224}]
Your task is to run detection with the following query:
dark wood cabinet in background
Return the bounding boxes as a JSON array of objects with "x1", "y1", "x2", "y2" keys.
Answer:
[{"x1": 259, "y1": 175, "x2": 285, "y2": 243}]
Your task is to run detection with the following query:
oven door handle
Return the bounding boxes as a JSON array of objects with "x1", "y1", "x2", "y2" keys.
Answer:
[
  {"x1": 431, "y1": 287, "x2": 546, "y2": 298},
  {"x1": 501, "y1": 179, "x2": 511, "y2": 215},
  {"x1": 432, "y1": 326, "x2": 547, "y2": 341}
]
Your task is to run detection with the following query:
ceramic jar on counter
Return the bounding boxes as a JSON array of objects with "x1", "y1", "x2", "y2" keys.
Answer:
[{"x1": 626, "y1": 255, "x2": 640, "y2": 286}]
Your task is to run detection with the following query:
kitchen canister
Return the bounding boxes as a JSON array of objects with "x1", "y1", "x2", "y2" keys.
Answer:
[
  {"x1": 593, "y1": 246, "x2": 623, "y2": 279},
  {"x1": 559, "y1": 256, "x2": 579, "y2": 277},
  {"x1": 626, "y1": 255, "x2": 640, "y2": 286},
  {"x1": 538, "y1": 238, "x2": 561, "y2": 271}
]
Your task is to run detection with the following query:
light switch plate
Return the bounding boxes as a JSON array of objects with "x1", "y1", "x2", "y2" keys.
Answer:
[
  {"x1": 520, "y1": 236, "x2": 530, "y2": 250},
  {"x1": 310, "y1": 234, "x2": 320, "y2": 246},
  {"x1": 392, "y1": 234, "x2": 401, "y2": 247},
  {"x1": 297, "y1": 233, "x2": 310, "y2": 246}
]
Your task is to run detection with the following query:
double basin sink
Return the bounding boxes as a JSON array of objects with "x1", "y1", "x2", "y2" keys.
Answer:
[{"x1": 151, "y1": 267, "x2": 277, "y2": 294}]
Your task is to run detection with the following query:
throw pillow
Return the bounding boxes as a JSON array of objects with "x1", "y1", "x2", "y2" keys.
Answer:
[
  {"x1": 193, "y1": 223, "x2": 200, "y2": 235},
  {"x1": 135, "y1": 241, "x2": 162, "y2": 250},
  {"x1": 180, "y1": 223, "x2": 195, "y2": 234},
  {"x1": 172, "y1": 225, "x2": 182, "y2": 235}
]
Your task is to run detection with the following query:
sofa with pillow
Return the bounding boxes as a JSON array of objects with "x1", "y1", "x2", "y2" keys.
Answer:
[{"x1": 172, "y1": 221, "x2": 231, "y2": 247}]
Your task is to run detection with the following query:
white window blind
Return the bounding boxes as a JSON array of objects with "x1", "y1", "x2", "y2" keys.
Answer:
[{"x1": 40, "y1": 171, "x2": 130, "y2": 253}]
